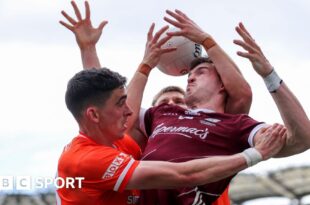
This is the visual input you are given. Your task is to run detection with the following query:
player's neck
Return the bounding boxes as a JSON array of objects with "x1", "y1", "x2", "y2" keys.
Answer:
[
  {"x1": 188, "y1": 96, "x2": 225, "y2": 113},
  {"x1": 79, "y1": 125, "x2": 114, "y2": 147}
]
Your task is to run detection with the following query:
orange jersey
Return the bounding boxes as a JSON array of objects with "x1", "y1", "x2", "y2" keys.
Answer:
[
  {"x1": 56, "y1": 134, "x2": 141, "y2": 205},
  {"x1": 212, "y1": 186, "x2": 230, "y2": 205}
]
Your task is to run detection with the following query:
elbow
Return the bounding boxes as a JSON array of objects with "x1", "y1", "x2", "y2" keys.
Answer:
[
  {"x1": 226, "y1": 97, "x2": 252, "y2": 115},
  {"x1": 238, "y1": 92, "x2": 252, "y2": 114},
  {"x1": 225, "y1": 83, "x2": 252, "y2": 114},
  {"x1": 240, "y1": 83, "x2": 253, "y2": 108}
]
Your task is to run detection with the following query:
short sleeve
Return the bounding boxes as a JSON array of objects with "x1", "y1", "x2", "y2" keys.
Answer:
[
  {"x1": 139, "y1": 107, "x2": 156, "y2": 137},
  {"x1": 78, "y1": 147, "x2": 140, "y2": 192},
  {"x1": 237, "y1": 114, "x2": 266, "y2": 148}
]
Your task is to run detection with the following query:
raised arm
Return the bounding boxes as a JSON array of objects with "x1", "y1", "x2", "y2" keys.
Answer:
[
  {"x1": 164, "y1": 9, "x2": 252, "y2": 114},
  {"x1": 234, "y1": 22, "x2": 310, "y2": 157},
  {"x1": 60, "y1": 1, "x2": 107, "y2": 69},
  {"x1": 126, "y1": 124, "x2": 285, "y2": 189},
  {"x1": 126, "y1": 24, "x2": 176, "y2": 148}
]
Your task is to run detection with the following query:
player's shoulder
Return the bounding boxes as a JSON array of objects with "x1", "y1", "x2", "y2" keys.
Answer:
[
  {"x1": 149, "y1": 103, "x2": 185, "y2": 114},
  {"x1": 204, "y1": 112, "x2": 256, "y2": 126},
  {"x1": 114, "y1": 135, "x2": 142, "y2": 158},
  {"x1": 214, "y1": 112, "x2": 252, "y2": 119},
  {"x1": 60, "y1": 136, "x2": 119, "y2": 166}
]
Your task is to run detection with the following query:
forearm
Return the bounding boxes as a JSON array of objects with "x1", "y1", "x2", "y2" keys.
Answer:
[
  {"x1": 126, "y1": 64, "x2": 151, "y2": 146},
  {"x1": 271, "y1": 83, "x2": 310, "y2": 156},
  {"x1": 205, "y1": 38, "x2": 252, "y2": 114},
  {"x1": 179, "y1": 153, "x2": 248, "y2": 187},
  {"x1": 80, "y1": 46, "x2": 101, "y2": 69},
  {"x1": 127, "y1": 153, "x2": 248, "y2": 190}
]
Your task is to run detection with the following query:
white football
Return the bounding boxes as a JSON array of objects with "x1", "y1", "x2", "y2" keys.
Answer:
[{"x1": 157, "y1": 28, "x2": 202, "y2": 76}]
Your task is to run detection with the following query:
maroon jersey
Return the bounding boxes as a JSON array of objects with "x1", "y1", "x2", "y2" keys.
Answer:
[{"x1": 139, "y1": 104, "x2": 265, "y2": 205}]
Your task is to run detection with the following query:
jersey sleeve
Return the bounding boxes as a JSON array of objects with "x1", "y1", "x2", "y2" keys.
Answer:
[
  {"x1": 139, "y1": 107, "x2": 156, "y2": 137},
  {"x1": 237, "y1": 114, "x2": 267, "y2": 148},
  {"x1": 78, "y1": 147, "x2": 140, "y2": 192}
]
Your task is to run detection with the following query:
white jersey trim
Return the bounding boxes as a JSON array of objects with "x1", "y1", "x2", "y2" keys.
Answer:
[
  {"x1": 248, "y1": 123, "x2": 269, "y2": 147},
  {"x1": 139, "y1": 108, "x2": 148, "y2": 137},
  {"x1": 189, "y1": 108, "x2": 215, "y2": 114},
  {"x1": 113, "y1": 158, "x2": 135, "y2": 191}
]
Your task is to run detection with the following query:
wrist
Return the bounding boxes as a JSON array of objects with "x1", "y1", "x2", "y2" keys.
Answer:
[
  {"x1": 80, "y1": 45, "x2": 97, "y2": 53},
  {"x1": 263, "y1": 69, "x2": 283, "y2": 93},
  {"x1": 201, "y1": 35, "x2": 217, "y2": 51},
  {"x1": 242, "y1": 148, "x2": 263, "y2": 167},
  {"x1": 138, "y1": 63, "x2": 152, "y2": 77}
]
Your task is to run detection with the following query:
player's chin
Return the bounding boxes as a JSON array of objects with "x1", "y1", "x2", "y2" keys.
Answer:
[
  {"x1": 118, "y1": 127, "x2": 127, "y2": 138},
  {"x1": 114, "y1": 132, "x2": 125, "y2": 140}
]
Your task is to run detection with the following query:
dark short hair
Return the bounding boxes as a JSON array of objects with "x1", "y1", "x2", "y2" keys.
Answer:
[
  {"x1": 65, "y1": 68, "x2": 127, "y2": 121},
  {"x1": 152, "y1": 86, "x2": 185, "y2": 106},
  {"x1": 190, "y1": 56, "x2": 213, "y2": 71}
]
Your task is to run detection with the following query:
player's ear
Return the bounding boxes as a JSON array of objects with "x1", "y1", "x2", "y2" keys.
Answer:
[
  {"x1": 219, "y1": 83, "x2": 226, "y2": 93},
  {"x1": 86, "y1": 106, "x2": 100, "y2": 123}
]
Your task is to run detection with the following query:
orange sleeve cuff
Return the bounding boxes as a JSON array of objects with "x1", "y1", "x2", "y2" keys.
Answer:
[
  {"x1": 118, "y1": 160, "x2": 140, "y2": 192},
  {"x1": 138, "y1": 63, "x2": 152, "y2": 77},
  {"x1": 202, "y1": 37, "x2": 217, "y2": 50}
]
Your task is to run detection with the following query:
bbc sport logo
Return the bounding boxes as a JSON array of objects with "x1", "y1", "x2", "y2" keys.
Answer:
[{"x1": 0, "y1": 176, "x2": 84, "y2": 191}]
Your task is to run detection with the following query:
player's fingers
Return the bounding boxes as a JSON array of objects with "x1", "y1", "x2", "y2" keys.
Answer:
[
  {"x1": 278, "y1": 127, "x2": 287, "y2": 137},
  {"x1": 157, "y1": 35, "x2": 172, "y2": 47},
  {"x1": 166, "y1": 30, "x2": 186, "y2": 37},
  {"x1": 152, "y1": 25, "x2": 169, "y2": 43},
  {"x1": 61, "y1": 11, "x2": 77, "y2": 25},
  {"x1": 236, "y1": 51, "x2": 256, "y2": 60},
  {"x1": 233, "y1": 40, "x2": 256, "y2": 53},
  {"x1": 164, "y1": 16, "x2": 183, "y2": 28},
  {"x1": 85, "y1": 1, "x2": 90, "y2": 20},
  {"x1": 160, "y1": 47, "x2": 177, "y2": 54},
  {"x1": 147, "y1": 23, "x2": 155, "y2": 41},
  {"x1": 59, "y1": 21, "x2": 74, "y2": 31},
  {"x1": 175, "y1": 9, "x2": 189, "y2": 19},
  {"x1": 239, "y1": 22, "x2": 254, "y2": 39},
  {"x1": 166, "y1": 9, "x2": 185, "y2": 22},
  {"x1": 71, "y1": 1, "x2": 83, "y2": 21},
  {"x1": 97, "y1": 21, "x2": 108, "y2": 31},
  {"x1": 236, "y1": 25, "x2": 259, "y2": 50}
]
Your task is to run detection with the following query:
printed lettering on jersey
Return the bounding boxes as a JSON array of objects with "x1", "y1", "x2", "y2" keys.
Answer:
[
  {"x1": 151, "y1": 123, "x2": 209, "y2": 140},
  {"x1": 184, "y1": 110, "x2": 201, "y2": 116},
  {"x1": 178, "y1": 115, "x2": 194, "y2": 120},
  {"x1": 127, "y1": 195, "x2": 140, "y2": 204},
  {"x1": 102, "y1": 153, "x2": 128, "y2": 179},
  {"x1": 163, "y1": 112, "x2": 179, "y2": 116},
  {"x1": 205, "y1": 118, "x2": 221, "y2": 123},
  {"x1": 200, "y1": 118, "x2": 221, "y2": 126}
]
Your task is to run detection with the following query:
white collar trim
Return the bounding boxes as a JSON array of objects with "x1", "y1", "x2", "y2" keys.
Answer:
[{"x1": 188, "y1": 108, "x2": 215, "y2": 114}]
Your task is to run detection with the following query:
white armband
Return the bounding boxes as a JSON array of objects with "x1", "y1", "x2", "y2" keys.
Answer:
[
  {"x1": 242, "y1": 148, "x2": 263, "y2": 167},
  {"x1": 263, "y1": 69, "x2": 283, "y2": 93}
]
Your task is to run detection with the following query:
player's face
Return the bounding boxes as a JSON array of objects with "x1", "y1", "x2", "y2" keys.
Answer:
[
  {"x1": 154, "y1": 91, "x2": 186, "y2": 108},
  {"x1": 185, "y1": 63, "x2": 223, "y2": 106},
  {"x1": 97, "y1": 87, "x2": 133, "y2": 141}
]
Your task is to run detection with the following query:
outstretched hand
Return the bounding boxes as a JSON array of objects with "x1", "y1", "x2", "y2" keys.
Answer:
[
  {"x1": 234, "y1": 23, "x2": 273, "y2": 77},
  {"x1": 59, "y1": 1, "x2": 108, "y2": 50},
  {"x1": 142, "y1": 23, "x2": 177, "y2": 68},
  {"x1": 164, "y1": 9, "x2": 209, "y2": 44},
  {"x1": 254, "y1": 123, "x2": 287, "y2": 160}
]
